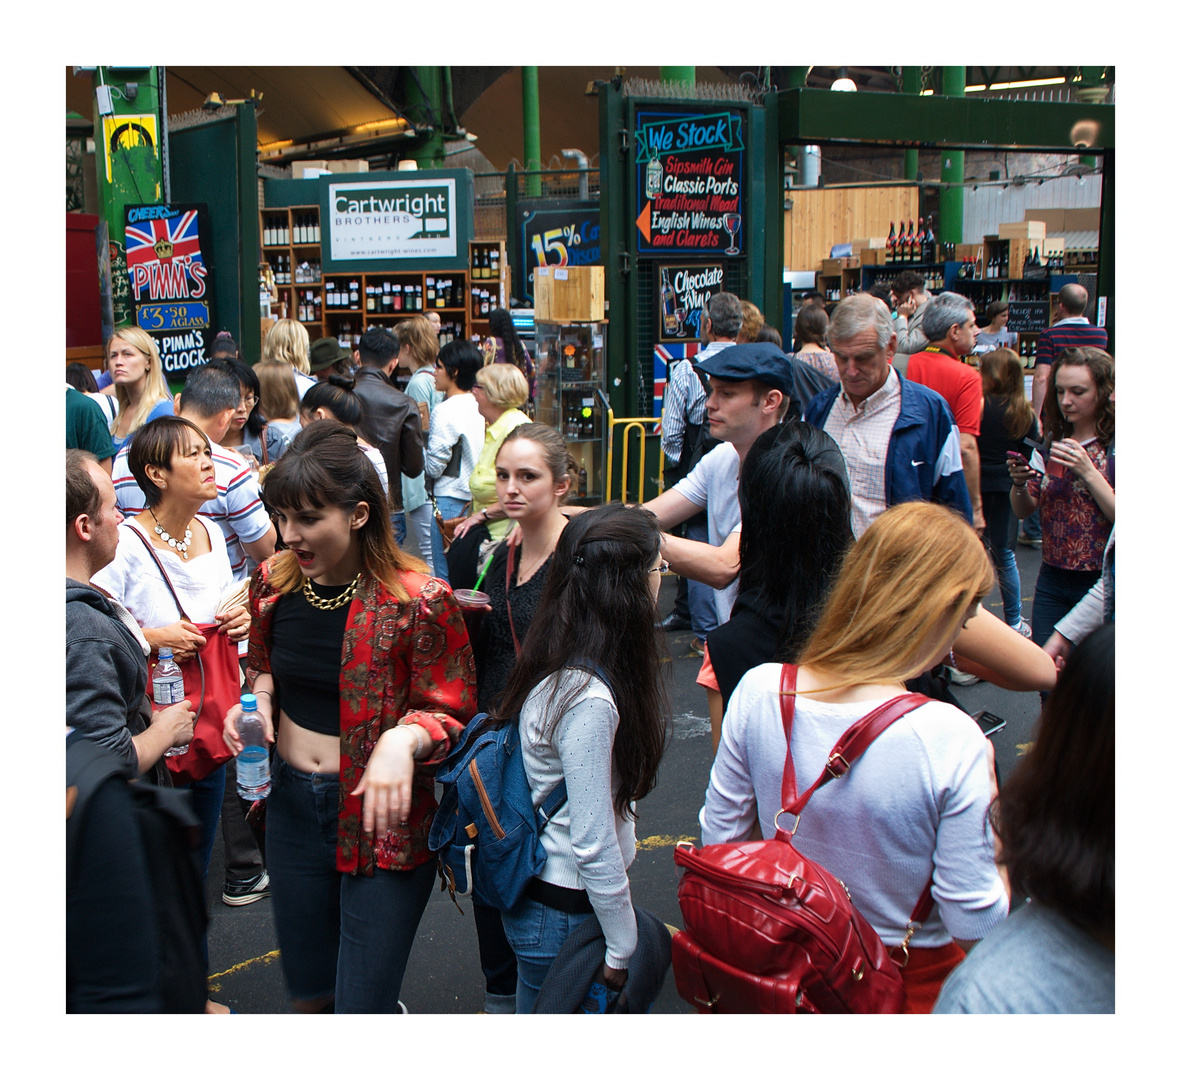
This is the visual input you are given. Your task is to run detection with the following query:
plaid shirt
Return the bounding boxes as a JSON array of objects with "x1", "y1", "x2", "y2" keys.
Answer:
[{"x1": 821, "y1": 366, "x2": 903, "y2": 538}]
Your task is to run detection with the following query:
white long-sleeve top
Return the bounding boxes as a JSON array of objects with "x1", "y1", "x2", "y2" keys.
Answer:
[
  {"x1": 700, "y1": 663, "x2": 1008, "y2": 948},
  {"x1": 424, "y1": 391, "x2": 484, "y2": 502},
  {"x1": 520, "y1": 670, "x2": 637, "y2": 969}
]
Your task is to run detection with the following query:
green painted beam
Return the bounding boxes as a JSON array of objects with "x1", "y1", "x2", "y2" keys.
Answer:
[
  {"x1": 939, "y1": 67, "x2": 965, "y2": 246},
  {"x1": 660, "y1": 66, "x2": 695, "y2": 88},
  {"x1": 405, "y1": 67, "x2": 446, "y2": 169},
  {"x1": 235, "y1": 101, "x2": 262, "y2": 366},
  {"x1": 786, "y1": 67, "x2": 811, "y2": 89},
  {"x1": 522, "y1": 66, "x2": 542, "y2": 198},
  {"x1": 902, "y1": 68, "x2": 921, "y2": 179},
  {"x1": 774, "y1": 87, "x2": 1115, "y2": 151}
]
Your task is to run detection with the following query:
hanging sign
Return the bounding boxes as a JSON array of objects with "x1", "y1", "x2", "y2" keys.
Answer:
[
  {"x1": 102, "y1": 113, "x2": 159, "y2": 185},
  {"x1": 124, "y1": 202, "x2": 215, "y2": 375},
  {"x1": 656, "y1": 263, "x2": 725, "y2": 342},
  {"x1": 635, "y1": 107, "x2": 744, "y2": 256},
  {"x1": 328, "y1": 177, "x2": 457, "y2": 261}
]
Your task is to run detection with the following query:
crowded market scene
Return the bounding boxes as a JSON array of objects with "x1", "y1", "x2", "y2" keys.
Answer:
[{"x1": 61, "y1": 60, "x2": 1131, "y2": 1036}]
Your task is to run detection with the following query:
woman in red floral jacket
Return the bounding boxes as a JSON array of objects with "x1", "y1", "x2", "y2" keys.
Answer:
[{"x1": 224, "y1": 419, "x2": 476, "y2": 1012}]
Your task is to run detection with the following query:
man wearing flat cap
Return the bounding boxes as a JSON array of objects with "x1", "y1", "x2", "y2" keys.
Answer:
[{"x1": 643, "y1": 341, "x2": 793, "y2": 649}]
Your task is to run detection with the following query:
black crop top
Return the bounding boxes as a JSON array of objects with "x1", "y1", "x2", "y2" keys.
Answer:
[{"x1": 269, "y1": 586, "x2": 350, "y2": 737}]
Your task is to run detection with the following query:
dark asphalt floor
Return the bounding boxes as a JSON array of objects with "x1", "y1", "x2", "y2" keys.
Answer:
[{"x1": 204, "y1": 541, "x2": 1049, "y2": 1014}]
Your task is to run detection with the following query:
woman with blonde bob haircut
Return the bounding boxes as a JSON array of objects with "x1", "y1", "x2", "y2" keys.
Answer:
[
  {"x1": 447, "y1": 361, "x2": 533, "y2": 588},
  {"x1": 262, "y1": 318, "x2": 316, "y2": 399},
  {"x1": 701, "y1": 501, "x2": 1008, "y2": 1013},
  {"x1": 106, "y1": 326, "x2": 175, "y2": 454}
]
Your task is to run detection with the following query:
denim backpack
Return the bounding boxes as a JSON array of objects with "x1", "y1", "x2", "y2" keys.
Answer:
[{"x1": 428, "y1": 711, "x2": 567, "y2": 912}]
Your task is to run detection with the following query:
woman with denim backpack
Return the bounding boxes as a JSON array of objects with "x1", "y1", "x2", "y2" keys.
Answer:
[{"x1": 492, "y1": 503, "x2": 670, "y2": 1012}]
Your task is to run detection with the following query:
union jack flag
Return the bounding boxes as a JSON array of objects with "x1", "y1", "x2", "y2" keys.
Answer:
[
  {"x1": 125, "y1": 210, "x2": 204, "y2": 301},
  {"x1": 652, "y1": 343, "x2": 700, "y2": 434}
]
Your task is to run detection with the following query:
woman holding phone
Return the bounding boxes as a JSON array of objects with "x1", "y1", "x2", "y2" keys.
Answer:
[{"x1": 1007, "y1": 347, "x2": 1114, "y2": 647}]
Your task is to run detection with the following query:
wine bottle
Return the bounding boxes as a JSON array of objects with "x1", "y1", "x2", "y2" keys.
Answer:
[
  {"x1": 915, "y1": 218, "x2": 925, "y2": 264},
  {"x1": 887, "y1": 221, "x2": 896, "y2": 262}
]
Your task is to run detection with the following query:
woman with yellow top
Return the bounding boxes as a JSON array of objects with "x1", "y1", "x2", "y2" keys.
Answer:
[{"x1": 447, "y1": 363, "x2": 532, "y2": 589}]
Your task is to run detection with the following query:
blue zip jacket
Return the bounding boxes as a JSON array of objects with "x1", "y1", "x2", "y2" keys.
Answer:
[{"x1": 804, "y1": 372, "x2": 973, "y2": 526}]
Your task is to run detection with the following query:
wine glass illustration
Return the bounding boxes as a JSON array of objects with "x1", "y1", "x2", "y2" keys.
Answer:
[
  {"x1": 722, "y1": 213, "x2": 742, "y2": 255},
  {"x1": 673, "y1": 307, "x2": 686, "y2": 336}
]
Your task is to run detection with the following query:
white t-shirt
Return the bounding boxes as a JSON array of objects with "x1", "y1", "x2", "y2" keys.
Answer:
[
  {"x1": 670, "y1": 440, "x2": 742, "y2": 622},
  {"x1": 92, "y1": 517, "x2": 235, "y2": 630},
  {"x1": 700, "y1": 663, "x2": 1009, "y2": 948}
]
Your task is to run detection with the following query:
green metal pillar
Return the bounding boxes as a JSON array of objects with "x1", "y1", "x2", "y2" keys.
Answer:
[
  {"x1": 93, "y1": 65, "x2": 164, "y2": 330},
  {"x1": 939, "y1": 66, "x2": 965, "y2": 245},
  {"x1": 660, "y1": 66, "x2": 695, "y2": 89},
  {"x1": 786, "y1": 67, "x2": 811, "y2": 89},
  {"x1": 404, "y1": 67, "x2": 447, "y2": 169},
  {"x1": 522, "y1": 66, "x2": 542, "y2": 197},
  {"x1": 902, "y1": 67, "x2": 922, "y2": 180}
]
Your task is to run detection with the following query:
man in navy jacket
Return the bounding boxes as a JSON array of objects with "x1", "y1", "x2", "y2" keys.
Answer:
[{"x1": 804, "y1": 294, "x2": 972, "y2": 538}]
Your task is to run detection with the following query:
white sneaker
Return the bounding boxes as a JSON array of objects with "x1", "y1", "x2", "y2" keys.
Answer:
[{"x1": 947, "y1": 665, "x2": 980, "y2": 686}]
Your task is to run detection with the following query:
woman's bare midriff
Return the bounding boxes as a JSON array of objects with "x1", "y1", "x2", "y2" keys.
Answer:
[{"x1": 276, "y1": 710, "x2": 341, "y2": 774}]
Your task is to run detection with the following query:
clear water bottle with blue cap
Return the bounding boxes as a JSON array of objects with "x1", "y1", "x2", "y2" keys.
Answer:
[{"x1": 235, "y1": 693, "x2": 271, "y2": 799}]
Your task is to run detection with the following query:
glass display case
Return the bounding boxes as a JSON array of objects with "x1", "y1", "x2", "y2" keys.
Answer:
[{"x1": 533, "y1": 320, "x2": 608, "y2": 504}]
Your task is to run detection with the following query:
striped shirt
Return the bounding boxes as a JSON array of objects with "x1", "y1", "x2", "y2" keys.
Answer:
[
  {"x1": 112, "y1": 440, "x2": 273, "y2": 581},
  {"x1": 1035, "y1": 318, "x2": 1108, "y2": 367},
  {"x1": 661, "y1": 343, "x2": 731, "y2": 464},
  {"x1": 821, "y1": 366, "x2": 903, "y2": 538}
]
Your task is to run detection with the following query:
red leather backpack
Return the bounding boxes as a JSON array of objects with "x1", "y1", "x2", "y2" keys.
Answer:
[{"x1": 673, "y1": 664, "x2": 934, "y2": 1013}]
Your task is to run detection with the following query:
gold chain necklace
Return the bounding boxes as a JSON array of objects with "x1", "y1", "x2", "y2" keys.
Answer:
[
  {"x1": 301, "y1": 571, "x2": 363, "y2": 611},
  {"x1": 149, "y1": 507, "x2": 194, "y2": 560}
]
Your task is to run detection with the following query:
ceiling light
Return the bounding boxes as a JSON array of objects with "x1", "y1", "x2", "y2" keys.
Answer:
[{"x1": 831, "y1": 68, "x2": 856, "y2": 92}]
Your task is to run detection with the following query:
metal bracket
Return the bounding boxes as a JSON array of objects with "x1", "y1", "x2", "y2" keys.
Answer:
[
  {"x1": 618, "y1": 126, "x2": 630, "y2": 156},
  {"x1": 619, "y1": 248, "x2": 631, "y2": 276}
]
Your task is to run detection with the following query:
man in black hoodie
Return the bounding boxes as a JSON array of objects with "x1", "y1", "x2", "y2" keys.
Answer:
[{"x1": 66, "y1": 449, "x2": 194, "y2": 784}]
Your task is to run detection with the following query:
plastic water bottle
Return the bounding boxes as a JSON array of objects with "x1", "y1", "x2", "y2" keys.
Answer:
[
  {"x1": 235, "y1": 693, "x2": 271, "y2": 799},
  {"x1": 153, "y1": 649, "x2": 188, "y2": 758}
]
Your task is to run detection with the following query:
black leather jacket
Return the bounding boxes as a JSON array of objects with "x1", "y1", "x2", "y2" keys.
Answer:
[{"x1": 352, "y1": 366, "x2": 425, "y2": 510}]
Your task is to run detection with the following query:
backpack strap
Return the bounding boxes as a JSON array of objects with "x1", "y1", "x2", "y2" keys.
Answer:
[{"x1": 777, "y1": 664, "x2": 935, "y2": 932}]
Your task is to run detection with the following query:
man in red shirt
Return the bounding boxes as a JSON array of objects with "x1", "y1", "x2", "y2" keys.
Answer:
[{"x1": 906, "y1": 292, "x2": 984, "y2": 536}]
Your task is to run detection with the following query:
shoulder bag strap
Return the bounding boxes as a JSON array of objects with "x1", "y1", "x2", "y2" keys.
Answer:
[
  {"x1": 504, "y1": 541, "x2": 522, "y2": 657},
  {"x1": 127, "y1": 521, "x2": 191, "y2": 623},
  {"x1": 126, "y1": 522, "x2": 207, "y2": 721},
  {"x1": 778, "y1": 664, "x2": 934, "y2": 927}
]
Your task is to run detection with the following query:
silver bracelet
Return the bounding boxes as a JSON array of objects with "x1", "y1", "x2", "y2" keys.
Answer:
[{"x1": 406, "y1": 724, "x2": 425, "y2": 759}]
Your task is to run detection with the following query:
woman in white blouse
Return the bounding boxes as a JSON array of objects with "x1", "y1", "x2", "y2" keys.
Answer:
[
  {"x1": 93, "y1": 416, "x2": 250, "y2": 894},
  {"x1": 700, "y1": 501, "x2": 1009, "y2": 1013}
]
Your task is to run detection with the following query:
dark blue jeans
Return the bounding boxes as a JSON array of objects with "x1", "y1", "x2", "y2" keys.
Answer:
[
  {"x1": 266, "y1": 754, "x2": 435, "y2": 1012},
  {"x1": 183, "y1": 763, "x2": 226, "y2": 881},
  {"x1": 1032, "y1": 562, "x2": 1101, "y2": 647}
]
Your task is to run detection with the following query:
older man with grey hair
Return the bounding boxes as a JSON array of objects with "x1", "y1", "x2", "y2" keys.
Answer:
[
  {"x1": 804, "y1": 293, "x2": 972, "y2": 538},
  {"x1": 905, "y1": 291, "x2": 985, "y2": 536}
]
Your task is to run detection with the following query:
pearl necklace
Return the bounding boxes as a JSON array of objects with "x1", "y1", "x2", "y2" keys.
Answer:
[
  {"x1": 302, "y1": 571, "x2": 363, "y2": 611},
  {"x1": 150, "y1": 508, "x2": 194, "y2": 560}
]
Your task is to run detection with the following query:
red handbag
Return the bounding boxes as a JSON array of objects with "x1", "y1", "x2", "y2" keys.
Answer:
[
  {"x1": 672, "y1": 664, "x2": 934, "y2": 1014},
  {"x1": 129, "y1": 526, "x2": 241, "y2": 786}
]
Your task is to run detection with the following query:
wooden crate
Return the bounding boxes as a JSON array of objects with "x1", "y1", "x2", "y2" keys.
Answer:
[
  {"x1": 998, "y1": 220, "x2": 1046, "y2": 241},
  {"x1": 533, "y1": 265, "x2": 604, "y2": 322},
  {"x1": 783, "y1": 184, "x2": 919, "y2": 272}
]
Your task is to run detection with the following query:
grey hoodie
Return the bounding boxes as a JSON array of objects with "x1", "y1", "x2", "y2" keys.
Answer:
[{"x1": 66, "y1": 579, "x2": 169, "y2": 786}]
